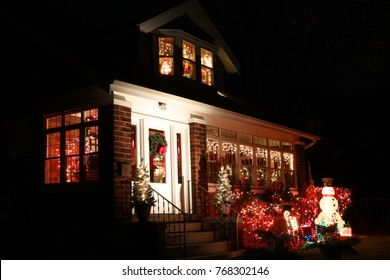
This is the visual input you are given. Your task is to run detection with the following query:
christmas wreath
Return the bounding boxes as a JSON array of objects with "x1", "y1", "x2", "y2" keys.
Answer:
[{"x1": 149, "y1": 132, "x2": 168, "y2": 157}]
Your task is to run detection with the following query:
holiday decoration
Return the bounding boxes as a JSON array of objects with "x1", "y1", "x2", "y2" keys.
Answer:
[
  {"x1": 212, "y1": 166, "x2": 233, "y2": 205},
  {"x1": 315, "y1": 184, "x2": 344, "y2": 231},
  {"x1": 240, "y1": 198, "x2": 275, "y2": 248},
  {"x1": 132, "y1": 160, "x2": 155, "y2": 206},
  {"x1": 149, "y1": 131, "x2": 168, "y2": 158}
]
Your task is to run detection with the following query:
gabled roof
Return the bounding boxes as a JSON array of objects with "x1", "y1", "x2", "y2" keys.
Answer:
[{"x1": 137, "y1": 0, "x2": 241, "y2": 75}]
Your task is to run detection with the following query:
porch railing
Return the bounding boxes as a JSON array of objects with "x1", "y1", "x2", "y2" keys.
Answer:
[
  {"x1": 196, "y1": 184, "x2": 241, "y2": 253},
  {"x1": 149, "y1": 187, "x2": 188, "y2": 258},
  {"x1": 125, "y1": 179, "x2": 188, "y2": 259}
]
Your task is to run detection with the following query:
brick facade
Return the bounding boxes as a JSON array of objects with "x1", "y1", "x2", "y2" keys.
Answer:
[
  {"x1": 189, "y1": 121, "x2": 208, "y2": 216},
  {"x1": 113, "y1": 104, "x2": 133, "y2": 222}
]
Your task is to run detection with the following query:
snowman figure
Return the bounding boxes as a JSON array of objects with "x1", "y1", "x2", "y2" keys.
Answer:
[{"x1": 315, "y1": 186, "x2": 344, "y2": 232}]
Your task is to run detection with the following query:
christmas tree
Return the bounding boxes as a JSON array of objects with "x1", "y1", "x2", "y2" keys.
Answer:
[
  {"x1": 131, "y1": 160, "x2": 156, "y2": 207},
  {"x1": 213, "y1": 166, "x2": 233, "y2": 205}
]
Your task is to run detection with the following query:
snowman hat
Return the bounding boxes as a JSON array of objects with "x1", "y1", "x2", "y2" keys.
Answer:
[{"x1": 322, "y1": 186, "x2": 335, "y2": 196}]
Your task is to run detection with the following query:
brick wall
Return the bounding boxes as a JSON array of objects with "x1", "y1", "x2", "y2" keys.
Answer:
[
  {"x1": 113, "y1": 105, "x2": 133, "y2": 222},
  {"x1": 189, "y1": 121, "x2": 207, "y2": 216}
]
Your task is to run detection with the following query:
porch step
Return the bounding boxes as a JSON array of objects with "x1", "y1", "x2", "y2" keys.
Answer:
[
  {"x1": 164, "y1": 218, "x2": 235, "y2": 259},
  {"x1": 166, "y1": 240, "x2": 231, "y2": 259}
]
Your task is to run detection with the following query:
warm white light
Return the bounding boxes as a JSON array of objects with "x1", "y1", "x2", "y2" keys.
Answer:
[
  {"x1": 217, "y1": 91, "x2": 227, "y2": 97},
  {"x1": 315, "y1": 186, "x2": 344, "y2": 231}
]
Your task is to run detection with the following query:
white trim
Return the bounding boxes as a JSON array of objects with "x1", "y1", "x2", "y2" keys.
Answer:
[{"x1": 110, "y1": 80, "x2": 321, "y2": 144}]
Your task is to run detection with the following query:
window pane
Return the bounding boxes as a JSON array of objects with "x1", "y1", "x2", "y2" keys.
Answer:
[
  {"x1": 46, "y1": 132, "x2": 60, "y2": 158},
  {"x1": 182, "y1": 40, "x2": 195, "y2": 61},
  {"x1": 256, "y1": 167, "x2": 268, "y2": 187},
  {"x1": 222, "y1": 142, "x2": 236, "y2": 163},
  {"x1": 183, "y1": 60, "x2": 196, "y2": 79},
  {"x1": 206, "y1": 126, "x2": 219, "y2": 137},
  {"x1": 253, "y1": 136, "x2": 267, "y2": 146},
  {"x1": 159, "y1": 37, "x2": 174, "y2": 56},
  {"x1": 255, "y1": 148, "x2": 268, "y2": 167},
  {"x1": 46, "y1": 115, "x2": 62, "y2": 129},
  {"x1": 65, "y1": 112, "x2": 81, "y2": 126},
  {"x1": 201, "y1": 66, "x2": 213, "y2": 86},
  {"x1": 66, "y1": 129, "x2": 80, "y2": 155},
  {"x1": 207, "y1": 139, "x2": 219, "y2": 160},
  {"x1": 269, "y1": 139, "x2": 280, "y2": 148},
  {"x1": 85, "y1": 109, "x2": 98, "y2": 122},
  {"x1": 160, "y1": 57, "x2": 174, "y2": 75},
  {"x1": 149, "y1": 129, "x2": 167, "y2": 183},
  {"x1": 283, "y1": 153, "x2": 294, "y2": 170},
  {"x1": 201, "y1": 48, "x2": 213, "y2": 68},
  {"x1": 271, "y1": 169, "x2": 282, "y2": 187},
  {"x1": 240, "y1": 166, "x2": 252, "y2": 183},
  {"x1": 221, "y1": 129, "x2": 236, "y2": 140},
  {"x1": 85, "y1": 126, "x2": 98, "y2": 153},
  {"x1": 177, "y1": 133, "x2": 182, "y2": 184},
  {"x1": 45, "y1": 159, "x2": 60, "y2": 184},
  {"x1": 238, "y1": 133, "x2": 252, "y2": 143},
  {"x1": 66, "y1": 156, "x2": 80, "y2": 182},
  {"x1": 84, "y1": 154, "x2": 98, "y2": 181},
  {"x1": 270, "y1": 150, "x2": 281, "y2": 169},
  {"x1": 239, "y1": 145, "x2": 253, "y2": 166},
  {"x1": 207, "y1": 161, "x2": 219, "y2": 184},
  {"x1": 281, "y1": 142, "x2": 292, "y2": 150},
  {"x1": 284, "y1": 170, "x2": 295, "y2": 189}
]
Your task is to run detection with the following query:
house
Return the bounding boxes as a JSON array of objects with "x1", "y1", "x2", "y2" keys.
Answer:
[{"x1": 2, "y1": 0, "x2": 321, "y2": 258}]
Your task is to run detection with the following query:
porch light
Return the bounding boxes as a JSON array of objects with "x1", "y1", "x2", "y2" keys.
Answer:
[{"x1": 158, "y1": 102, "x2": 167, "y2": 110}]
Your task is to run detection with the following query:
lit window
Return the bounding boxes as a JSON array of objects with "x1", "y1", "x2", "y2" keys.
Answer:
[
  {"x1": 159, "y1": 37, "x2": 174, "y2": 75},
  {"x1": 182, "y1": 40, "x2": 196, "y2": 80},
  {"x1": 44, "y1": 108, "x2": 99, "y2": 184},
  {"x1": 149, "y1": 129, "x2": 167, "y2": 183},
  {"x1": 201, "y1": 48, "x2": 213, "y2": 86}
]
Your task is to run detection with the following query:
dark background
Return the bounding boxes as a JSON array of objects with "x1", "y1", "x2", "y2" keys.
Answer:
[{"x1": 2, "y1": 0, "x2": 390, "y2": 197}]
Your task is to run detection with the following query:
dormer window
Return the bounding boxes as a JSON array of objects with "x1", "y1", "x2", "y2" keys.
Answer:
[
  {"x1": 201, "y1": 48, "x2": 214, "y2": 86},
  {"x1": 159, "y1": 37, "x2": 174, "y2": 75},
  {"x1": 182, "y1": 40, "x2": 196, "y2": 80},
  {"x1": 157, "y1": 32, "x2": 215, "y2": 86}
]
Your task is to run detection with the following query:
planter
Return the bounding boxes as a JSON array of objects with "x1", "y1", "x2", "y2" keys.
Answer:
[
  {"x1": 218, "y1": 203, "x2": 231, "y2": 216},
  {"x1": 135, "y1": 203, "x2": 152, "y2": 222}
]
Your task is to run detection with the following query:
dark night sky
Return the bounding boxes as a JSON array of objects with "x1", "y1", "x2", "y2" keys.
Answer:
[{"x1": 2, "y1": 0, "x2": 390, "y2": 197}]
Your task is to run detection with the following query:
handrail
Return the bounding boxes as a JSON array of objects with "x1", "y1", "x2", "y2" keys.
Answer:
[
  {"x1": 120, "y1": 178, "x2": 188, "y2": 259},
  {"x1": 197, "y1": 184, "x2": 241, "y2": 253},
  {"x1": 139, "y1": 183, "x2": 188, "y2": 259}
]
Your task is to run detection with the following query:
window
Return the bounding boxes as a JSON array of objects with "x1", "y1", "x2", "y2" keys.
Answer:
[
  {"x1": 207, "y1": 139, "x2": 219, "y2": 183},
  {"x1": 182, "y1": 40, "x2": 196, "y2": 80},
  {"x1": 159, "y1": 37, "x2": 174, "y2": 75},
  {"x1": 206, "y1": 125, "x2": 295, "y2": 191},
  {"x1": 44, "y1": 108, "x2": 99, "y2": 184},
  {"x1": 149, "y1": 129, "x2": 167, "y2": 183},
  {"x1": 200, "y1": 48, "x2": 214, "y2": 86},
  {"x1": 177, "y1": 133, "x2": 182, "y2": 184},
  {"x1": 157, "y1": 35, "x2": 215, "y2": 86}
]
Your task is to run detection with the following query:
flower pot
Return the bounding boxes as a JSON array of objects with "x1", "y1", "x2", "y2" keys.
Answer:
[
  {"x1": 135, "y1": 203, "x2": 152, "y2": 222},
  {"x1": 218, "y1": 203, "x2": 231, "y2": 216}
]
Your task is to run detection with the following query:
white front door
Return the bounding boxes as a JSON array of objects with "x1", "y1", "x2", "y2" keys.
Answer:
[{"x1": 137, "y1": 116, "x2": 191, "y2": 213}]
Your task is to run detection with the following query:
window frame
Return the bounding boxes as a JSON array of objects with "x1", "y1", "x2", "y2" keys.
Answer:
[
  {"x1": 43, "y1": 108, "x2": 99, "y2": 189},
  {"x1": 156, "y1": 29, "x2": 216, "y2": 86},
  {"x1": 206, "y1": 125, "x2": 296, "y2": 191}
]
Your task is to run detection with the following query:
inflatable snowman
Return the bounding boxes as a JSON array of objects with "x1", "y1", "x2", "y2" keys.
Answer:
[{"x1": 315, "y1": 185, "x2": 344, "y2": 231}]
